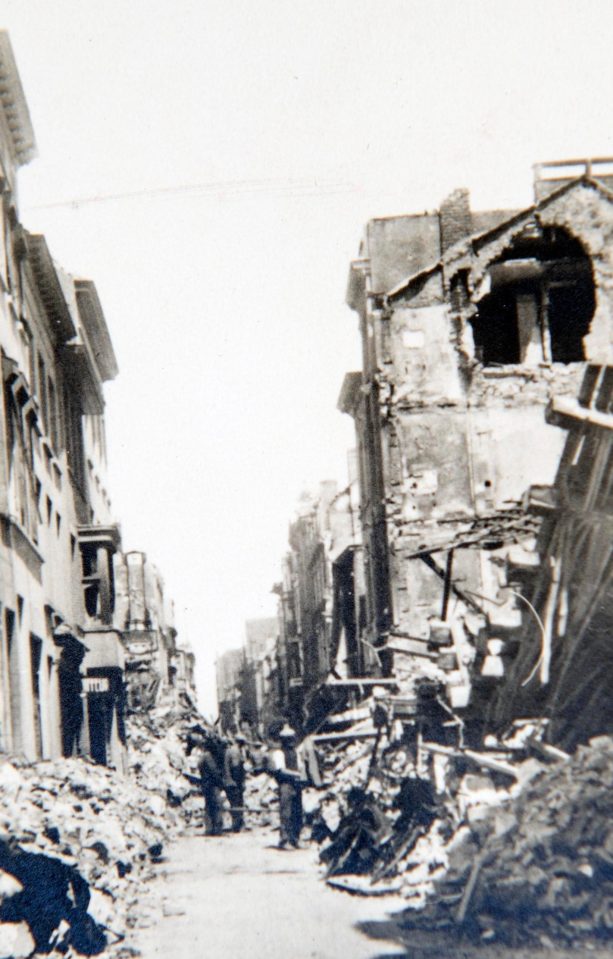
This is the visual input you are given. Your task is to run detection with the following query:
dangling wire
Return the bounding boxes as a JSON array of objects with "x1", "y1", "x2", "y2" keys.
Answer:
[{"x1": 516, "y1": 589, "x2": 548, "y2": 687}]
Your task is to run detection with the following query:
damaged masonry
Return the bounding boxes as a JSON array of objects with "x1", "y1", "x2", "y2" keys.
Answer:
[{"x1": 218, "y1": 158, "x2": 613, "y2": 950}]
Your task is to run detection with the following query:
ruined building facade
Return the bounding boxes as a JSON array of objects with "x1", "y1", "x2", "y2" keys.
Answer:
[
  {"x1": 113, "y1": 551, "x2": 191, "y2": 711},
  {"x1": 0, "y1": 33, "x2": 196, "y2": 767},
  {"x1": 218, "y1": 472, "x2": 379, "y2": 733},
  {"x1": 341, "y1": 159, "x2": 613, "y2": 729}
]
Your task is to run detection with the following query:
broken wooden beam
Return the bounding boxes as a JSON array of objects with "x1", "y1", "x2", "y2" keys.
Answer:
[
  {"x1": 312, "y1": 730, "x2": 378, "y2": 743},
  {"x1": 325, "y1": 678, "x2": 399, "y2": 687},
  {"x1": 421, "y1": 741, "x2": 519, "y2": 778}
]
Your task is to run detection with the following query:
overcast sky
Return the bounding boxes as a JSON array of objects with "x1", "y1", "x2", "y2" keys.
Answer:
[{"x1": 4, "y1": 0, "x2": 613, "y2": 714}]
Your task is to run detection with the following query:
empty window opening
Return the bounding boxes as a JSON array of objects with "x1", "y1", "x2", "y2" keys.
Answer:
[
  {"x1": 30, "y1": 634, "x2": 43, "y2": 758},
  {"x1": 37, "y1": 355, "x2": 48, "y2": 431},
  {"x1": 3, "y1": 609, "x2": 17, "y2": 748},
  {"x1": 47, "y1": 375, "x2": 60, "y2": 452},
  {"x1": 80, "y1": 542, "x2": 113, "y2": 623},
  {"x1": 471, "y1": 226, "x2": 595, "y2": 366}
]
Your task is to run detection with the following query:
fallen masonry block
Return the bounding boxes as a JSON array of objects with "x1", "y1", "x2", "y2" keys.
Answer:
[
  {"x1": 0, "y1": 869, "x2": 22, "y2": 901},
  {"x1": 0, "y1": 920, "x2": 35, "y2": 958}
]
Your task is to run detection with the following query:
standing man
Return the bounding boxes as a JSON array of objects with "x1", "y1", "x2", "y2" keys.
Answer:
[
  {"x1": 223, "y1": 733, "x2": 247, "y2": 832},
  {"x1": 198, "y1": 734, "x2": 225, "y2": 836},
  {"x1": 269, "y1": 724, "x2": 307, "y2": 849}
]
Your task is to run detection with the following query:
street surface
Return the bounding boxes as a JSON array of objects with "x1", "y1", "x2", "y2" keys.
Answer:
[
  {"x1": 132, "y1": 828, "x2": 406, "y2": 959},
  {"x1": 131, "y1": 828, "x2": 613, "y2": 959}
]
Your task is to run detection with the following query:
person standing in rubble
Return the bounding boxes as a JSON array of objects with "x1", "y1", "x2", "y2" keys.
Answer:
[
  {"x1": 223, "y1": 733, "x2": 247, "y2": 832},
  {"x1": 269, "y1": 724, "x2": 321, "y2": 849},
  {"x1": 198, "y1": 734, "x2": 225, "y2": 836},
  {"x1": 370, "y1": 686, "x2": 392, "y2": 737}
]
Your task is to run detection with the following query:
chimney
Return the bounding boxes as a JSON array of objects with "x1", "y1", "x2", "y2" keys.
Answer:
[{"x1": 439, "y1": 188, "x2": 472, "y2": 253}]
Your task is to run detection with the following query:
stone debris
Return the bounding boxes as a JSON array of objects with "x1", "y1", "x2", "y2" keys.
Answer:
[
  {"x1": 0, "y1": 919, "x2": 35, "y2": 959},
  {"x1": 126, "y1": 698, "x2": 207, "y2": 828},
  {"x1": 243, "y1": 771, "x2": 278, "y2": 829},
  {"x1": 307, "y1": 714, "x2": 613, "y2": 948},
  {"x1": 0, "y1": 753, "x2": 165, "y2": 956},
  {"x1": 393, "y1": 734, "x2": 613, "y2": 947},
  {"x1": 0, "y1": 695, "x2": 208, "y2": 957}
]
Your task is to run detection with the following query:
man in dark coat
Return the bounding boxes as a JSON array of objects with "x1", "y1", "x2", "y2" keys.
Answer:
[
  {"x1": 223, "y1": 734, "x2": 247, "y2": 832},
  {"x1": 199, "y1": 735, "x2": 225, "y2": 836}
]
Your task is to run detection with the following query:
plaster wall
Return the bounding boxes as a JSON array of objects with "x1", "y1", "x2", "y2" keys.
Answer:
[
  {"x1": 367, "y1": 214, "x2": 440, "y2": 293},
  {"x1": 387, "y1": 303, "x2": 463, "y2": 405}
]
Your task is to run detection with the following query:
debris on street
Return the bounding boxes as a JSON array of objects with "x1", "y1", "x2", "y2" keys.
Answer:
[
  {"x1": 0, "y1": 693, "x2": 210, "y2": 957},
  {"x1": 398, "y1": 734, "x2": 613, "y2": 947}
]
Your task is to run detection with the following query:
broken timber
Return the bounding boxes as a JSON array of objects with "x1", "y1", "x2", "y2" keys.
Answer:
[{"x1": 422, "y1": 741, "x2": 519, "y2": 778}]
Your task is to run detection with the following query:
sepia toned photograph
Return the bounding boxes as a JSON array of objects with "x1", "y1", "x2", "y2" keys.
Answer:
[{"x1": 0, "y1": 1, "x2": 611, "y2": 956}]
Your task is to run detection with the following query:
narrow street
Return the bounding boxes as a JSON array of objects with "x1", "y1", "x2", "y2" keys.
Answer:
[{"x1": 132, "y1": 828, "x2": 406, "y2": 959}]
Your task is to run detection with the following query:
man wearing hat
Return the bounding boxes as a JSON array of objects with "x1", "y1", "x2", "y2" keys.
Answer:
[{"x1": 269, "y1": 724, "x2": 306, "y2": 849}]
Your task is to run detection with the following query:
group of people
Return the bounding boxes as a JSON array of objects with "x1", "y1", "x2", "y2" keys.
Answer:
[
  {"x1": 187, "y1": 722, "x2": 321, "y2": 849},
  {"x1": 193, "y1": 730, "x2": 248, "y2": 836}
]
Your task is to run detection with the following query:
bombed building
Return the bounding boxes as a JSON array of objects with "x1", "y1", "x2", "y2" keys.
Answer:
[{"x1": 340, "y1": 158, "x2": 612, "y2": 745}]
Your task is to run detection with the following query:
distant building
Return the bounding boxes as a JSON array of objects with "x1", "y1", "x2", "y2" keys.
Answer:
[
  {"x1": 241, "y1": 617, "x2": 278, "y2": 733},
  {"x1": 215, "y1": 648, "x2": 244, "y2": 730},
  {"x1": 272, "y1": 476, "x2": 375, "y2": 728},
  {"x1": 173, "y1": 642, "x2": 196, "y2": 707},
  {"x1": 114, "y1": 551, "x2": 179, "y2": 711}
]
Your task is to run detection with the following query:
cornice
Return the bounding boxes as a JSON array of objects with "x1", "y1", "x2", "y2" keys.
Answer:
[{"x1": 0, "y1": 32, "x2": 37, "y2": 168}]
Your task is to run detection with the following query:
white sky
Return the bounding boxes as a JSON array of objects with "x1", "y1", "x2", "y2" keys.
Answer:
[{"x1": 4, "y1": 0, "x2": 613, "y2": 714}]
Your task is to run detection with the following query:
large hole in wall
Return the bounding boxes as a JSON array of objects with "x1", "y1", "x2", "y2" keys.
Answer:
[{"x1": 470, "y1": 225, "x2": 595, "y2": 366}]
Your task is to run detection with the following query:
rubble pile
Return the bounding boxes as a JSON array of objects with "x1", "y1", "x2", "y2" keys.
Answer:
[
  {"x1": 313, "y1": 736, "x2": 460, "y2": 896},
  {"x1": 0, "y1": 697, "x2": 209, "y2": 956},
  {"x1": 126, "y1": 698, "x2": 207, "y2": 827},
  {"x1": 243, "y1": 770, "x2": 278, "y2": 828},
  {"x1": 399, "y1": 734, "x2": 613, "y2": 946},
  {"x1": 0, "y1": 754, "x2": 169, "y2": 957}
]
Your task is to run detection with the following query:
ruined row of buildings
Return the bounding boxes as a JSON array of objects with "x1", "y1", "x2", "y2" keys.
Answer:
[
  {"x1": 0, "y1": 33, "x2": 195, "y2": 769},
  {"x1": 219, "y1": 156, "x2": 612, "y2": 749}
]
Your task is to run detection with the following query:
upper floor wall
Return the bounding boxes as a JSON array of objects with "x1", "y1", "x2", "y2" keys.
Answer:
[
  {"x1": 349, "y1": 172, "x2": 613, "y2": 410},
  {"x1": 345, "y1": 168, "x2": 613, "y2": 520}
]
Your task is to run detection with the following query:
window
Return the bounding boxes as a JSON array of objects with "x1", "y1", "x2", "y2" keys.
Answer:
[
  {"x1": 64, "y1": 386, "x2": 86, "y2": 493},
  {"x1": 37, "y1": 355, "x2": 48, "y2": 432},
  {"x1": 4, "y1": 374, "x2": 38, "y2": 540},
  {"x1": 80, "y1": 541, "x2": 114, "y2": 624},
  {"x1": 471, "y1": 227, "x2": 595, "y2": 367},
  {"x1": 48, "y1": 375, "x2": 60, "y2": 451},
  {"x1": 30, "y1": 634, "x2": 43, "y2": 759}
]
